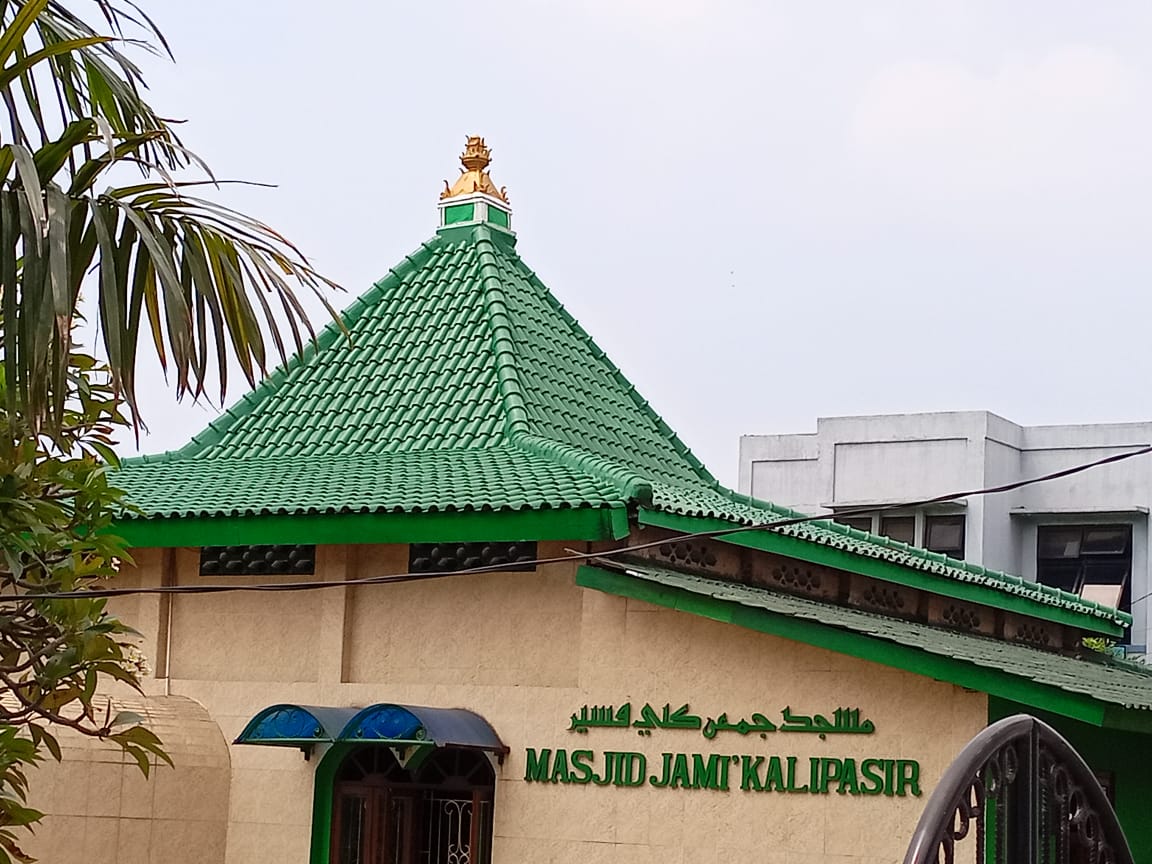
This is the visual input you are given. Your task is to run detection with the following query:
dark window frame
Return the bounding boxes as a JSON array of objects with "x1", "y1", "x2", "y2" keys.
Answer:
[
  {"x1": 879, "y1": 515, "x2": 916, "y2": 545},
  {"x1": 924, "y1": 514, "x2": 966, "y2": 558},
  {"x1": 833, "y1": 515, "x2": 873, "y2": 533},
  {"x1": 829, "y1": 511, "x2": 966, "y2": 560},
  {"x1": 1036, "y1": 524, "x2": 1132, "y2": 614}
]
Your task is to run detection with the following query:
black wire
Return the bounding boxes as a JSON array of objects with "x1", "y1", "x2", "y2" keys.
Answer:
[
  {"x1": 4, "y1": 442, "x2": 1151, "y2": 603},
  {"x1": 1127, "y1": 588, "x2": 1152, "y2": 609}
]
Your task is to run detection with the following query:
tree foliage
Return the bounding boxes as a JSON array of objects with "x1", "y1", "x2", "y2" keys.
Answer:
[
  {"x1": 0, "y1": 1, "x2": 336, "y2": 860},
  {"x1": 0, "y1": 353, "x2": 167, "y2": 863},
  {"x1": 0, "y1": 0, "x2": 339, "y2": 433}
]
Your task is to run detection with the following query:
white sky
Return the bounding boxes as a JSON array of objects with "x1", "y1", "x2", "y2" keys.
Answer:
[{"x1": 113, "y1": 1, "x2": 1152, "y2": 488}]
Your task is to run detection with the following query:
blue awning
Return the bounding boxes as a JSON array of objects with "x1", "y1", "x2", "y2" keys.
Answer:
[{"x1": 233, "y1": 702, "x2": 507, "y2": 754}]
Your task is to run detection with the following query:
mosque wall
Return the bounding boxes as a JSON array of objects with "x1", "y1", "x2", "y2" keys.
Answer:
[
  {"x1": 26, "y1": 541, "x2": 988, "y2": 864},
  {"x1": 22, "y1": 695, "x2": 231, "y2": 864}
]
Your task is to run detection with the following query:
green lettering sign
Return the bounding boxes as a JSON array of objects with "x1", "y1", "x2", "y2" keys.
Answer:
[
  {"x1": 525, "y1": 748, "x2": 551, "y2": 783},
  {"x1": 527, "y1": 697, "x2": 920, "y2": 801},
  {"x1": 740, "y1": 755, "x2": 763, "y2": 792},
  {"x1": 570, "y1": 750, "x2": 595, "y2": 785},
  {"x1": 525, "y1": 747, "x2": 921, "y2": 798},
  {"x1": 860, "y1": 758, "x2": 884, "y2": 795}
]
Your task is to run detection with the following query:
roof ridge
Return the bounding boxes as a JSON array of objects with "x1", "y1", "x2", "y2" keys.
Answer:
[
  {"x1": 160, "y1": 236, "x2": 447, "y2": 461},
  {"x1": 473, "y1": 225, "x2": 530, "y2": 441},
  {"x1": 500, "y1": 246, "x2": 720, "y2": 489},
  {"x1": 511, "y1": 432, "x2": 653, "y2": 506}
]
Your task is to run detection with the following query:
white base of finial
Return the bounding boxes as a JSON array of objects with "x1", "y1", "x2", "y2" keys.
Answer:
[{"x1": 438, "y1": 192, "x2": 512, "y2": 231}]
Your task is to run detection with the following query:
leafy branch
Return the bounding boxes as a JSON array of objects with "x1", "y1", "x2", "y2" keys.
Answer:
[{"x1": 0, "y1": 0, "x2": 342, "y2": 434}]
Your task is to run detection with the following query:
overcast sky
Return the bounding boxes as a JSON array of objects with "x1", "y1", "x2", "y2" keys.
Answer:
[{"x1": 113, "y1": 1, "x2": 1152, "y2": 488}]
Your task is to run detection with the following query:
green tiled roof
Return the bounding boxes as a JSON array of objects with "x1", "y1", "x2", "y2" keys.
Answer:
[
  {"x1": 116, "y1": 448, "x2": 625, "y2": 517},
  {"x1": 117, "y1": 225, "x2": 699, "y2": 518},
  {"x1": 115, "y1": 221, "x2": 1126, "y2": 633},
  {"x1": 578, "y1": 563, "x2": 1152, "y2": 727}
]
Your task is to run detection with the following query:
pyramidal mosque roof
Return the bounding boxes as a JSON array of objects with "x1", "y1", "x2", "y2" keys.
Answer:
[{"x1": 113, "y1": 136, "x2": 1127, "y2": 633}]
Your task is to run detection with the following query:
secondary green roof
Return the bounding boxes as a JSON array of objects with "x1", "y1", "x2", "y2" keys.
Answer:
[
  {"x1": 114, "y1": 216, "x2": 1126, "y2": 634},
  {"x1": 577, "y1": 562, "x2": 1152, "y2": 732}
]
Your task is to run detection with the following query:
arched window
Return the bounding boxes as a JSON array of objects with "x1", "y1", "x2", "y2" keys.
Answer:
[{"x1": 332, "y1": 746, "x2": 495, "y2": 864}]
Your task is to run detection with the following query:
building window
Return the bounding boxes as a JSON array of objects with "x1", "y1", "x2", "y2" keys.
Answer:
[
  {"x1": 834, "y1": 515, "x2": 873, "y2": 533},
  {"x1": 1037, "y1": 525, "x2": 1132, "y2": 613},
  {"x1": 924, "y1": 515, "x2": 966, "y2": 558},
  {"x1": 879, "y1": 516, "x2": 916, "y2": 545},
  {"x1": 831, "y1": 512, "x2": 965, "y2": 559}
]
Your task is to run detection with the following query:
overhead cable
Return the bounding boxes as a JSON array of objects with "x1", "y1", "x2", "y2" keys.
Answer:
[{"x1": 3, "y1": 442, "x2": 1150, "y2": 603}]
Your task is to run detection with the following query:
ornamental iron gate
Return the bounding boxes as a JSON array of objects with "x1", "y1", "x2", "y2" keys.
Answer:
[{"x1": 903, "y1": 714, "x2": 1133, "y2": 864}]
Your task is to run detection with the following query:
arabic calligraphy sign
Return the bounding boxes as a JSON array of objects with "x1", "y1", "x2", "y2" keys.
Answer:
[
  {"x1": 524, "y1": 702, "x2": 921, "y2": 798},
  {"x1": 568, "y1": 702, "x2": 876, "y2": 740}
]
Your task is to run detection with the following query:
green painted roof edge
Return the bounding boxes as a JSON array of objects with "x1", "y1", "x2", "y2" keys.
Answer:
[
  {"x1": 576, "y1": 564, "x2": 1152, "y2": 733},
  {"x1": 113, "y1": 504, "x2": 630, "y2": 548},
  {"x1": 120, "y1": 236, "x2": 446, "y2": 466},
  {"x1": 638, "y1": 508, "x2": 1128, "y2": 638},
  {"x1": 502, "y1": 246, "x2": 720, "y2": 489}
]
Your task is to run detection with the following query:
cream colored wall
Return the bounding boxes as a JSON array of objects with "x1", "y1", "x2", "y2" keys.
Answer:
[
  {"x1": 497, "y1": 588, "x2": 986, "y2": 864},
  {"x1": 344, "y1": 545, "x2": 583, "y2": 688},
  {"x1": 23, "y1": 695, "x2": 231, "y2": 864},
  {"x1": 166, "y1": 546, "x2": 329, "y2": 682},
  {"x1": 76, "y1": 541, "x2": 986, "y2": 864}
]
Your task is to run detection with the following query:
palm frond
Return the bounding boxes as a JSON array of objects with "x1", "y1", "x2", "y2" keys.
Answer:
[{"x1": 0, "y1": 1, "x2": 342, "y2": 431}]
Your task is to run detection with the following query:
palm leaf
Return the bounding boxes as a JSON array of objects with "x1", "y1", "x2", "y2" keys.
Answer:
[{"x1": 0, "y1": 0, "x2": 342, "y2": 434}]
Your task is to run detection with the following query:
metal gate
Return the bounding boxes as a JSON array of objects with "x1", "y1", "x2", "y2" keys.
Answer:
[{"x1": 903, "y1": 714, "x2": 1134, "y2": 864}]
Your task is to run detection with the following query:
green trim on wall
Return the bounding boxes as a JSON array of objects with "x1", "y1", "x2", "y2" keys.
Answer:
[
  {"x1": 637, "y1": 509, "x2": 1125, "y2": 639},
  {"x1": 443, "y1": 202, "x2": 475, "y2": 224},
  {"x1": 113, "y1": 505, "x2": 628, "y2": 548},
  {"x1": 575, "y1": 564, "x2": 1143, "y2": 731},
  {"x1": 1101, "y1": 703, "x2": 1152, "y2": 735},
  {"x1": 309, "y1": 742, "x2": 353, "y2": 864}
]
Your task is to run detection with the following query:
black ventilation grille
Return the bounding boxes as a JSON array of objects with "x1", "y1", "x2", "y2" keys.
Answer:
[
  {"x1": 200, "y1": 545, "x2": 316, "y2": 576},
  {"x1": 409, "y1": 542, "x2": 537, "y2": 574}
]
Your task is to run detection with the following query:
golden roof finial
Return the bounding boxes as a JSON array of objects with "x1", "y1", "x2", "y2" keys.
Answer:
[
  {"x1": 440, "y1": 135, "x2": 510, "y2": 204},
  {"x1": 460, "y1": 136, "x2": 491, "y2": 172}
]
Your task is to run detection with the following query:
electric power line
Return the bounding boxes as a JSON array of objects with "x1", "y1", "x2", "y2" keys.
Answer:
[{"x1": 4, "y1": 442, "x2": 1151, "y2": 603}]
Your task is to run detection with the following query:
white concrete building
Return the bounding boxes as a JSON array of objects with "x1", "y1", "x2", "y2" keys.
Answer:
[{"x1": 739, "y1": 412, "x2": 1152, "y2": 652}]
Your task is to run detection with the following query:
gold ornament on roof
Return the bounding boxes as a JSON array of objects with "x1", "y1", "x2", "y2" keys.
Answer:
[{"x1": 440, "y1": 136, "x2": 509, "y2": 203}]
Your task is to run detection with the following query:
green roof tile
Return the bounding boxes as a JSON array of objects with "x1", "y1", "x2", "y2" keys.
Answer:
[
  {"x1": 116, "y1": 448, "x2": 625, "y2": 517},
  {"x1": 115, "y1": 222, "x2": 1127, "y2": 633}
]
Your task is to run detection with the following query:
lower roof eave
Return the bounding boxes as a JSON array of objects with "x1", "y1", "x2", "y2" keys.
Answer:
[
  {"x1": 575, "y1": 562, "x2": 1152, "y2": 736},
  {"x1": 113, "y1": 504, "x2": 631, "y2": 548}
]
